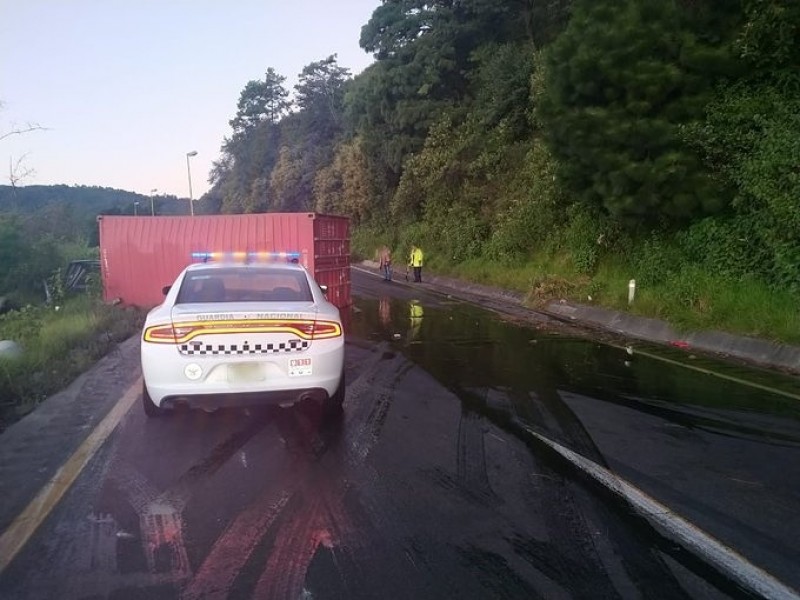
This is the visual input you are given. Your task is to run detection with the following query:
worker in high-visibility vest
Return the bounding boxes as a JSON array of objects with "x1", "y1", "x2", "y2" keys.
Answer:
[{"x1": 408, "y1": 245, "x2": 424, "y2": 283}]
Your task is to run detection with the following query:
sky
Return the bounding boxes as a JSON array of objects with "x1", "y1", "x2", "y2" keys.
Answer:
[{"x1": 0, "y1": 0, "x2": 379, "y2": 199}]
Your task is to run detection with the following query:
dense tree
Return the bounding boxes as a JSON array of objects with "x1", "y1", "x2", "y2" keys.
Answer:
[
  {"x1": 198, "y1": 0, "x2": 794, "y2": 300},
  {"x1": 737, "y1": 0, "x2": 800, "y2": 74},
  {"x1": 295, "y1": 56, "x2": 350, "y2": 132},
  {"x1": 468, "y1": 41, "x2": 536, "y2": 139},
  {"x1": 539, "y1": 0, "x2": 739, "y2": 224},
  {"x1": 354, "y1": 0, "x2": 530, "y2": 185},
  {"x1": 679, "y1": 0, "x2": 800, "y2": 288},
  {"x1": 229, "y1": 68, "x2": 291, "y2": 134},
  {"x1": 209, "y1": 68, "x2": 291, "y2": 212},
  {"x1": 213, "y1": 120, "x2": 282, "y2": 213},
  {"x1": 313, "y1": 138, "x2": 372, "y2": 224},
  {"x1": 0, "y1": 216, "x2": 27, "y2": 293},
  {"x1": 209, "y1": 58, "x2": 353, "y2": 214},
  {"x1": 269, "y1": 146, "x2": 306, "y2": 212}
]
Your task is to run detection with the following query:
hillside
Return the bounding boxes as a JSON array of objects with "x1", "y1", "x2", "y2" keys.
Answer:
[
  {"x1": 199, "y1": 0, "x2": 800, "y2": 343},
  {"x1": 0, "y1": 184, "x2": 187, "y2": 218}
]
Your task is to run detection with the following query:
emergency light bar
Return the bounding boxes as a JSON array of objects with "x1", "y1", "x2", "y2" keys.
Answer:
[{"x1": 191, "y1": 251, "x2": 301, "y2": 263}]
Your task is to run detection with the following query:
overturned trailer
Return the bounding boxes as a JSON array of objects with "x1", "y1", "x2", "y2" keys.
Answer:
[{"x1": 97, "y1": 213, "x2": 351, "y2": 309}]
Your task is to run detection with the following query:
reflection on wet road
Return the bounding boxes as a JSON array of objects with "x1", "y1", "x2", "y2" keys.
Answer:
[{"x1": 0, "y1": 269, "x2": 798, "y2": 599}]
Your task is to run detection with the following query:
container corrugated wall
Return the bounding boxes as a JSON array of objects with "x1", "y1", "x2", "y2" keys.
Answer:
[
  {"x1": 98, "y1": 213, "x2": 350, "y2": 309},
  {"x1": 312, "y1": 215, "x2": 351, "y2": 308}
]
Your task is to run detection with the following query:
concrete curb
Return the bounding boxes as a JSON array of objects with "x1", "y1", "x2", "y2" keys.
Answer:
[
  {"x1": 543, "y1": 302, "x2": 800, "y2": 374},
  {"x1": 358, "y1": 261, "x2": 800, "y2": 375}
]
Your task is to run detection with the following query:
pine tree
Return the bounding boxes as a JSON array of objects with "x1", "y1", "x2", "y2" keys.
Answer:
[{"x1": 539, "y1": 0, "x2": 734, "y2": 224}]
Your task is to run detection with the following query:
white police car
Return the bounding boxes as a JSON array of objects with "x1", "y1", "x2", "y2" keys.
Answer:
[{"x1": 140, "y1": 252, "x2": 345, "y2": 417}]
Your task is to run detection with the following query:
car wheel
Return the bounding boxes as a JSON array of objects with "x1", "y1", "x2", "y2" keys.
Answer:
[
  {"x1": 324, "y1": 371, "x2": 345, "y2": 416},
  {"x1": 142, "y1": 382, "x2": 168, "y2": 417}
]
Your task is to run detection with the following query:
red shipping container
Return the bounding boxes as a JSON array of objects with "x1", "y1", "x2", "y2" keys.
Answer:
[{"x1": 98, "y1": 213, "x2": 350, "y2": 309}]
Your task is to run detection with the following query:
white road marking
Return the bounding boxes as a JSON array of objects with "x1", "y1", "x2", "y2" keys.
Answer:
[
  {"x1": 611, "y1": 344, "x2": 800, "y2": 402},
  {"x1": 518, "y1": 422, "x2": 800, "y2": 600}
]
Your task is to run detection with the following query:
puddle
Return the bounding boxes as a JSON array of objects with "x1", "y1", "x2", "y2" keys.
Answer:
[{"x1": 348, "y1": 295, "x2": 800, "y2": 445}]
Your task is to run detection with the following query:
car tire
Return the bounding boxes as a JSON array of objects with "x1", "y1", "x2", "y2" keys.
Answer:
[
  {"x1": 324, "y1": 371, "x2": 345, "y2": 416},
  {"x1": 142, "y1": 382, "x2": 168, "y2": 418}
]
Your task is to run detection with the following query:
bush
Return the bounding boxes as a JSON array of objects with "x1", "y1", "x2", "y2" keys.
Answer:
[
  {"x1": 662, "y1": 265, "x2": 714, "y2": 315},
  {"x1": 0, "y1": 297, "x2": 144, "y2": 429},
  {"x1": 632, "y1": 234, "x2": 685, "y2": 286},
  {"x1": 684, "y1": 78, "x2": 800, "y2": 289},
  {"x1": 350, "y1": 225, "x2": 386, "y2": 262},
  {"x1": 486, "y1": 143, "x2": 564, "y2": 262},
  {"x1": 424, "y1": 203, "x2": 487, "y2": 263},
  {"x1": 554, "y1": 203, "x2": 622, "y2": 275},
  {"x1": 677, "y1": 215, "x2": 768, "y2": 282}
]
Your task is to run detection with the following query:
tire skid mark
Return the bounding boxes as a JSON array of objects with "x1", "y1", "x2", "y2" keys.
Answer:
[
  {"x1": 162, "y1": 415, "x2": 273, "y2": 512},
  {"x1": 421, "y1": 467, "x2": 494, "y2": 508},
  {"x1": 536, "y1": 387, "x2": 609, "y2": 466},
  {"x1": 457, "y1": 544, "x2": 545, "y2": 600},
  {"x1": 511, "y1": 436, "x2": 690, "y2": 598},
  {"x1": 2, "y1": 440, "x2": 125, "y2": 600},
  {"x1": 253, "y1": 494, "x2": 325, "y2": 599},
  {"x1": 493, "y1": 386, "x2": 694, "y2": 597},
  {"x1": 509, "y1": 533, "x2": 621, "y2": 599},
  {"x1": 449, "y1": 384, "x2": 673, "y2": 598},
  {"x1": 97, "y1": 416, "x2": 273, "y2": 589},
  {"x1": 45, "y1": 512, "x2": 121, "y2": 600},
  {"x1": 182, "y1": 352, "x2": 407, "y2": 600},
  {"x1": 31, "y1": 341, "x2": 411, "y2": 600},
  {"x1": 179, "y1": 486, "x2": 295, "y2": 600},
  {"x1": 249, "y1": 455, "x2": 364, "y2": 599},
  {"x1": 518, "y1": 454, "x2": 628, "y2": 598},
  {"x1": 345, "y1": 347, "x2": 411, "y2": 465},
  {"x1": 248, "y1": 391, "x2": 401, "y2": 599},
  {"x1": 108, "y1": 460, "x2": 160, "y2": 514},
  {"x1": 332, "y1": 483, "x2": 426, "y2": 595},
  {"x1": 456, "y1": 408, "x2": 497, "y2": 504}
]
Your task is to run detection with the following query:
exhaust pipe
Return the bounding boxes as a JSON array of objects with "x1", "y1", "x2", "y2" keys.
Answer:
[{"x1": 280, "y1": 393, "x2": 313, "y2": 408}]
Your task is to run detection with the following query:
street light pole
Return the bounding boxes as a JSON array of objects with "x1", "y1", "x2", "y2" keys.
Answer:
[
  {"x1": 150, "y1": 188, "x2": 157, "y2": 216},
  {"x1": 134, "y1": 200, "x2": 139, "y2": 216},
  {"x1": 186, "y1": 150, "x2": 198, "y2": 217}
]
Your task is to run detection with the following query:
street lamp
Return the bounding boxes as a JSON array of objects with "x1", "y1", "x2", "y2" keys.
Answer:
[
  {"x1": 186, "y1": 150, "x2": 198, "y2": 216},
  {"x1": 150, "y1": 188, "x2": 157, "y2": 216},
  {"x1": 134, "y1": 200, "x2": 139, "y2": 216}
]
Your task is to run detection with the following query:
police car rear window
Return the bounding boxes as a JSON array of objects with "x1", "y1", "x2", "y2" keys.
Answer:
[{"x1": 176, "y1": 268, "x2": 313, "y2": 304}]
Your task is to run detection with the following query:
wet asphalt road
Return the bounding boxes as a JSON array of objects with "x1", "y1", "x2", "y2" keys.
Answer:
[{"x1": 1, "y1": 269, "x2": 799, "y2": 599}]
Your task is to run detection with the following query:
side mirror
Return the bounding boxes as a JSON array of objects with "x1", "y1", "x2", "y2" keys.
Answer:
[
  {"x1": 162, "y1": 285, "x2": 171, "y2": 296},
  {"x1": 320, "y1": 284, "x2": 328, "y2": 295}
]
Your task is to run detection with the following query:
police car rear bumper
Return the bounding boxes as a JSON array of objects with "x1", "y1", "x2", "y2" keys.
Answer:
[{"x1": 160, "y1": 387, "x2": 330, "y2": 410}]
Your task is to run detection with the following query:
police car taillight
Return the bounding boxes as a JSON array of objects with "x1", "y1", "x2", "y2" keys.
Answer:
[{"x1": 143, "y1": 319, "x2": 341, "y2": 344}]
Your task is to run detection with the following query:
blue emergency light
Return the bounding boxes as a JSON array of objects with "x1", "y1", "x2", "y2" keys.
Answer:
[{"x1": 191, "y1": 251, "x2": 301, "y2": 263}]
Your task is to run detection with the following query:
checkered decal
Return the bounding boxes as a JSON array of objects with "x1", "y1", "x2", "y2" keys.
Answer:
[{"x1": 179, "y1": 339, "x2": 310, "y2": 356}]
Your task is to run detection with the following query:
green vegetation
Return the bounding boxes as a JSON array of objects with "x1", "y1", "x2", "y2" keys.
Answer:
[
  {"x1": 0, "y1": 185, "x2": 153, "y2": 427},
  {"x1": 206, "y1": 0, "x2": 800, "y2": 345},
  {"x1": 0, "y1": 295, "x2": 143, "y2": 430}
]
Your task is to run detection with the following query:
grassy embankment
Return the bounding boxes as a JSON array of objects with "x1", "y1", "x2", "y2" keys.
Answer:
[
  {"x1": 0, "y1": 296, "x2": 144, "y2": 430},
  {"x1": 353, "y1": 229, "x2": 800, "y2": 346}
]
